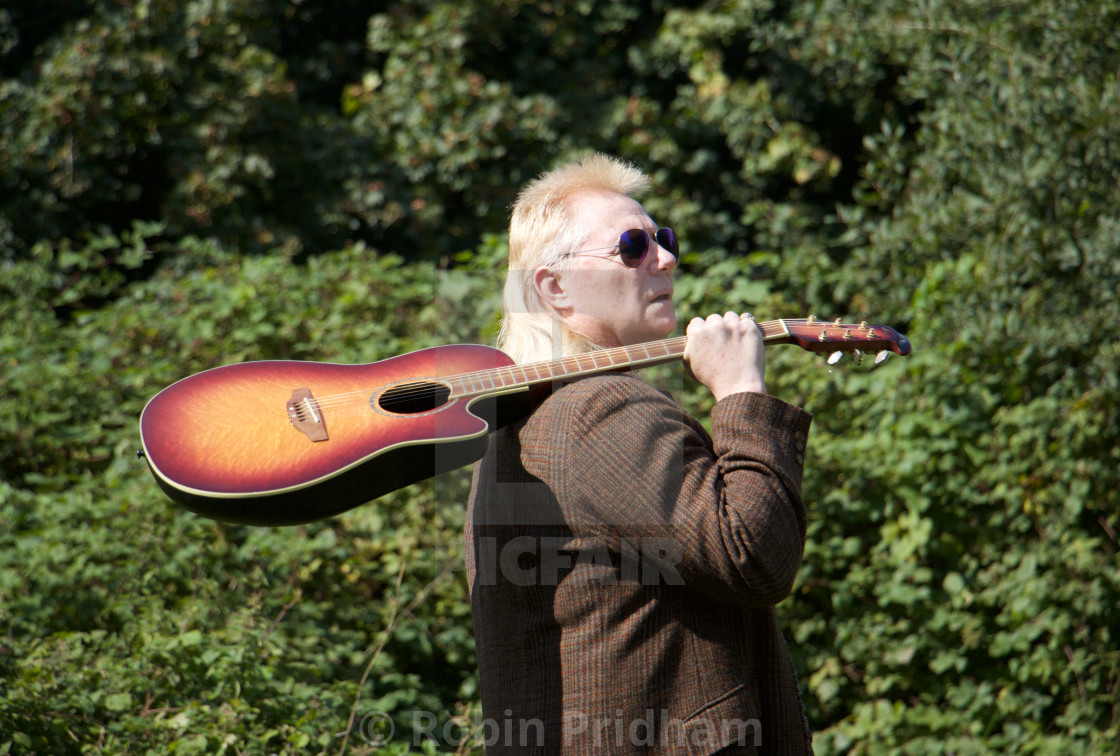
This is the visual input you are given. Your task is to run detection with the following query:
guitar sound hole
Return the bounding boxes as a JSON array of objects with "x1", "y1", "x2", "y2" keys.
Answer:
[{"x1": 376, "y1": 381, "x2": 452, "y2": 415}]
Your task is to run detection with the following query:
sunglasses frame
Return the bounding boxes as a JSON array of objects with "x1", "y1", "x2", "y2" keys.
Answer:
[{"x1": 567, "y1": 227, "x2": 679, "y2": 268}]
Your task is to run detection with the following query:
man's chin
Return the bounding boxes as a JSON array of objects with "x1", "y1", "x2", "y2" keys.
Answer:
[{"x1": 644, "y1": 311, "x2": 677, "y2": 341}]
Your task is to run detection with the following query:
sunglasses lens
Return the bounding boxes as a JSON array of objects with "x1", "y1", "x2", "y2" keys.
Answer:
[
  {"x1": 614, "y1": 228, "x2": 678, "y2": 267},
  {"x1": 656, "y1": 227, "x2": 679, "y2": 257},
  {"x1": 616, "y1": 229, "x2": 651, "y2": 266}
]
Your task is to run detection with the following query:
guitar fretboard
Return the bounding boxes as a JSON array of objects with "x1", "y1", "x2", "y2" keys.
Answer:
[{"x1": 445, "y1": 319, "x2": 794, "y2": 398}]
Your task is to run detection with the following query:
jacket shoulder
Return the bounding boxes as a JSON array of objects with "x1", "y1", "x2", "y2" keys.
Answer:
[{"x1": 536, "y1": 372, "x2": 678, "y2": 421}]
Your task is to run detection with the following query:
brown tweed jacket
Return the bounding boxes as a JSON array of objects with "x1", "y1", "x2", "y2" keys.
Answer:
[{"x1": 466, "y1": 373, "x2": 813, "y2": 755}]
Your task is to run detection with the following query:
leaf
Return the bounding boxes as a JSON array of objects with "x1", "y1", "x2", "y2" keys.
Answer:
[{"x1": 104, "y1": 692, "x2": 133, "y2": 712}]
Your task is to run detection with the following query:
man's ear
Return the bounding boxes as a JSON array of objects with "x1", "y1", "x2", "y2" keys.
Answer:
[{"x1": 533, "y1": 265, "x2": 571, "y2": 314}]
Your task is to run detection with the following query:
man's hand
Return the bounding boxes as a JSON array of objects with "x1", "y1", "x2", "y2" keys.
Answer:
[{"x1": 683, "y1": 312, "x2": 767, "y2": 401}]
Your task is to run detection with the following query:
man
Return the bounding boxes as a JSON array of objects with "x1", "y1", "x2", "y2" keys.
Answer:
[{"x1": 466, "y1": 154, "x2": 813, "y2": 754}]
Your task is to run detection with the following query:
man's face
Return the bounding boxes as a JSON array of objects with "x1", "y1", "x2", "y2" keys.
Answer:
[{"x1": 552, "y1": 189, "x2": 677, "y2": 347}]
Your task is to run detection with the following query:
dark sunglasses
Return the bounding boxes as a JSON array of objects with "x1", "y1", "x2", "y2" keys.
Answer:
[{"x1": 574, "y1": 227, "x2": 679, "y2": 268}]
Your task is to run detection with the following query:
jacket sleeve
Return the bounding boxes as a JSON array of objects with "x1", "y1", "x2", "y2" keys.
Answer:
[{"x1": 520, "y1": 374, "x2": 812, "y2": 607}]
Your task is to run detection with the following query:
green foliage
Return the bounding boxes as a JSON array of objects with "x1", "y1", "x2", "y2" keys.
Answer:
[
  {"x1": 3, "y1": 0, "x2": 1119, "y2": 753},
  {"x1": 0, "y1": 0, "x2": 364, "y2": 262},
  {"x1": 1, "y1": 238, "x2": 497, "y2": 754}
]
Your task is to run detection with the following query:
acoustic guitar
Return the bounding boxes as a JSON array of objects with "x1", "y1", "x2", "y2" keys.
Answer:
[{"x1": 139, "y1": 317, "x2": 910, "y2": 526}]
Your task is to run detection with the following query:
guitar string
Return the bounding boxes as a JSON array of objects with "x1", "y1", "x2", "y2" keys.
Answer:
[
  {"x1": 295, "y1": 319, "x2": 885, "y2": 414},
  {"x1": 302, "y1": 333, "x2": 695, "y2": 413},
  {"x1": 300, "y1": 329, "x2": 703, "y2": 412},
  {"x1": 303, "y1": 320, "x2": 788, "y2": 411},
  {"x1": 301, "y1": 319, "x2": 883, "y2": 413},
  {"x1": 305, "y1": 322, "x2": 899, "y2": 415}
]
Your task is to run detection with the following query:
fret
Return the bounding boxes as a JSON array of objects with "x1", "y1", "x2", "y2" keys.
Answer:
[{"x1": 578, "y1": 350, "x2": 610, "y2": 375}]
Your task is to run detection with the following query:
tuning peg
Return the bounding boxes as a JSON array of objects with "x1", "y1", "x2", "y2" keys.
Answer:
[
  {"x1": 827, "y1": 351, "x2": 844, "y2": 365},
  {"x1": 852, "y1": 349, "x2": 863, "y2": 366},
  {"x1": 875, "y1": 350, "x2": 891, "y2": 365}
]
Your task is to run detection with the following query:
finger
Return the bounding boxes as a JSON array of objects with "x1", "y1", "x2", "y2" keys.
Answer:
[
  {"x1": 737, "y1": 312, "x2": 762, "y2": 336},
  {"x1": 684, "y1": 317, "x2": 706, "y2": 359}
]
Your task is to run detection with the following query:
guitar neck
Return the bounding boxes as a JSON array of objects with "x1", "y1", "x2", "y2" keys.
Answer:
[
  {"x1": 444, "y1": 318, "x2": 832, "y2": 399},
  {"x1": 497, "y1": 334, "x2": 691, "y2": 387}
]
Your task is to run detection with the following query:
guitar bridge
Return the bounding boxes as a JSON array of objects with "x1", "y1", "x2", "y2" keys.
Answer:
[{"x1": 287, "y1": 388, "x2": 329, "y2": 442}]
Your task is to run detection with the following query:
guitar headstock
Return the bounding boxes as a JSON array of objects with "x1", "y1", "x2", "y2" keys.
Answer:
[{"x1": 772, "y1": 316, "x2": 912, "y2": 365}]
